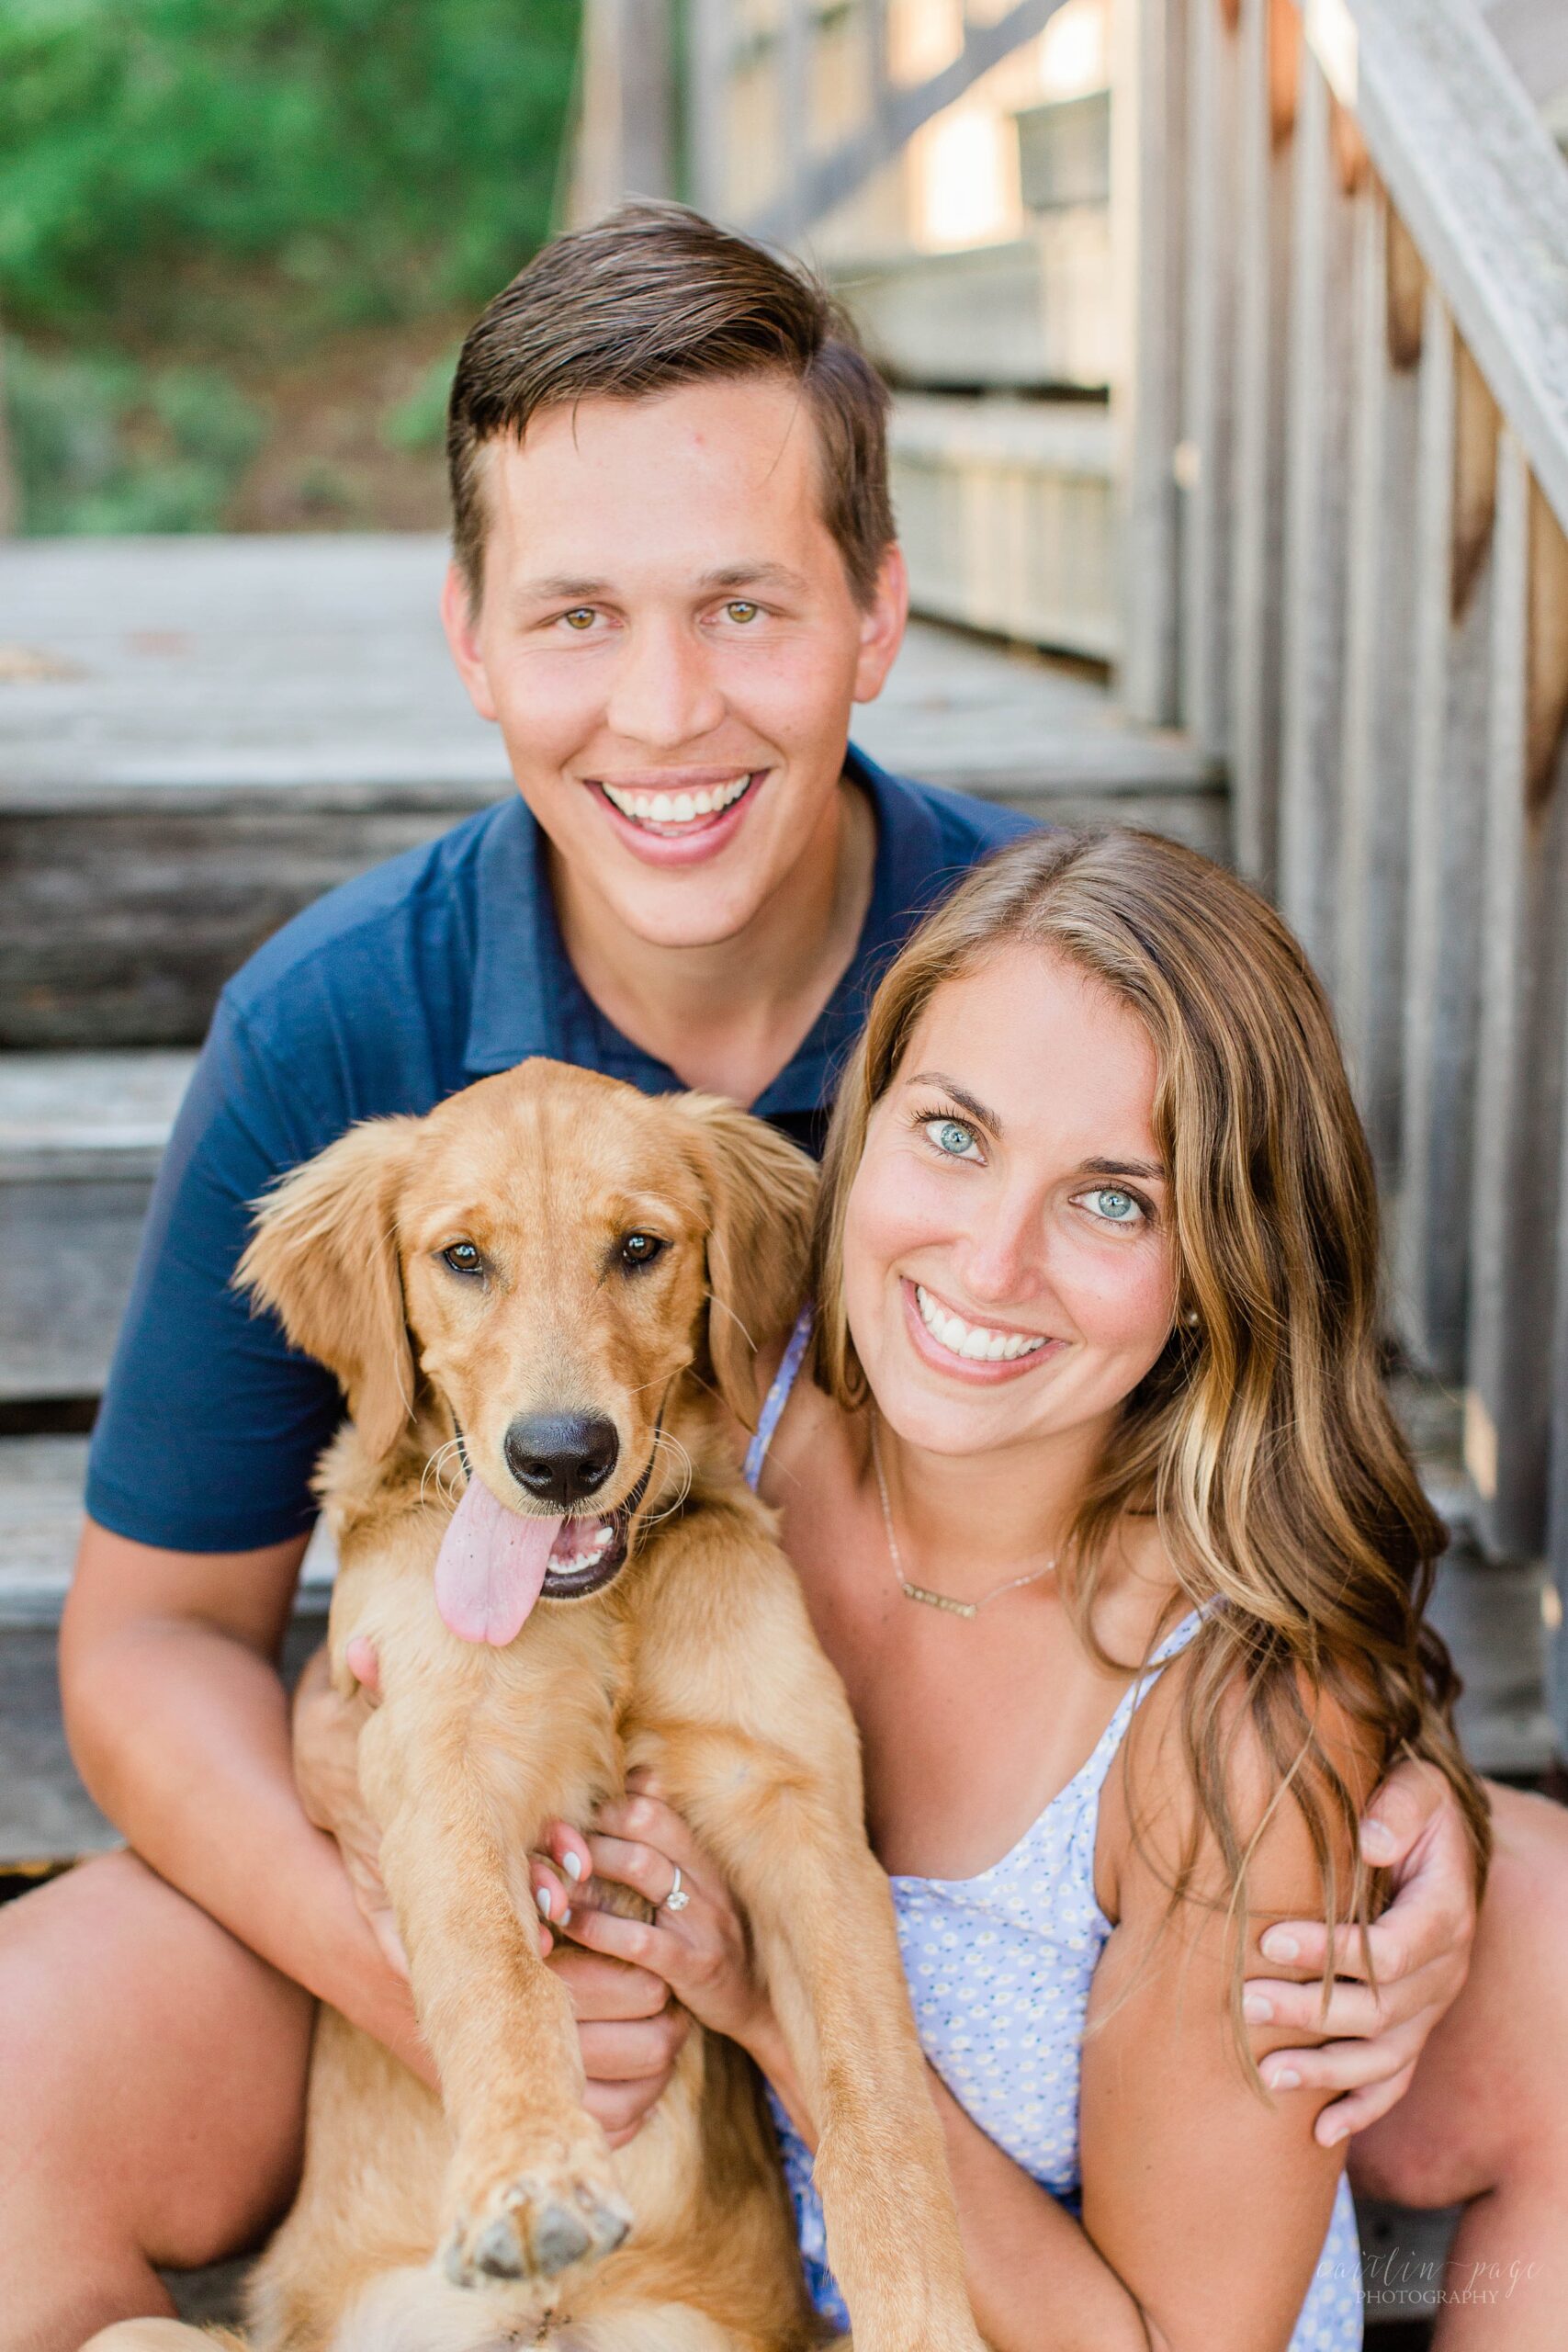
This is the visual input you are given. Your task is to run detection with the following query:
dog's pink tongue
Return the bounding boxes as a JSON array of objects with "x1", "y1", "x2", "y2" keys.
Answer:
[{"x1": 434, "y1": 1477, "x2": 562, "y2": 1646}]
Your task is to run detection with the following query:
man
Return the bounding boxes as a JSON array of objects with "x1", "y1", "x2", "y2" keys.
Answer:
[{"x1": 0, "y1": 205, "x2": 1552, "y2": 2351}]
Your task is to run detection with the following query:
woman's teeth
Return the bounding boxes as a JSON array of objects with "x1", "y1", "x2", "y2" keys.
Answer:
[
  {"x1": 601, "y1": 775, "x2": 751, "y2": 832},
  {"x1": 914, "y1": 1283, "x2": 1049, "y2": 1363}
]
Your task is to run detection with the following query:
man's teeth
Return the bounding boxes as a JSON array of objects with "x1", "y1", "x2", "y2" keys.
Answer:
[
  {"x1": 914, "y1": 1283, "x2": 1048, "y2": 1363},
  {"x1": 601, "y1": 775, "x2": 751, "y2": 828}
]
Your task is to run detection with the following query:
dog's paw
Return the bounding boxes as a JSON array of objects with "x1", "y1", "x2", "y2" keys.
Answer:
[{"x1": 439, "y1": 2144, "x2": 633, "y2": 2288}]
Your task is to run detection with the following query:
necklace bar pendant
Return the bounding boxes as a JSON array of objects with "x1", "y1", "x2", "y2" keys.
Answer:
[{"x1": 902, "y1": 1579, "x2": 977, "y2": 1620}]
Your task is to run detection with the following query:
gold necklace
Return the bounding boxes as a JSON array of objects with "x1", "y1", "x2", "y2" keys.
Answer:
[{"x1": 870, "y1": 1415, "x2": 1056, "y2": 1621}]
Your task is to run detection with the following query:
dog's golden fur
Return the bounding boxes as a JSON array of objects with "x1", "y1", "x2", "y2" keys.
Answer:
[{"x1": 88, "y1": 1060, "x2": 982, "y2": 2352}]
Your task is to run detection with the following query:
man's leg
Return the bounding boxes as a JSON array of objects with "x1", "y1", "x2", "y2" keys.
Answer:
[
  {"x1": 0, "y1": 1850, "x2": 312, "y2": 2352},
  {"x1": 1348, "y1": 1782, "x2": 1568, "y2": 2348}
]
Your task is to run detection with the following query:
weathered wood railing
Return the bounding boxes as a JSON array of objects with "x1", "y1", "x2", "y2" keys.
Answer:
[{"x1": 1120, "y1": 0, "x2": 1568, "y2": 1729}]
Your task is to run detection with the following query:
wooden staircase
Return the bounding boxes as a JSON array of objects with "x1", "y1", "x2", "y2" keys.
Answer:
[{"x1": 0, "y1": 529, "x2": 1224, "y2": 1869}]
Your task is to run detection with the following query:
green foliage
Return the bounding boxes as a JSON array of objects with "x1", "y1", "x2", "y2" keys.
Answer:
[
  {"x1": 6, "y1": 340, "x2": 265, "y2": 531},
  {"x1": 380, "y1": 342, "x2": 459, "y2": 453},
  {"x1": 0, "y1": 0, "x2": 582, "y2": 337}
]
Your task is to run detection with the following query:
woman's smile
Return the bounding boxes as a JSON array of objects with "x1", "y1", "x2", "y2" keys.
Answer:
[{"x1": 901, "y1": 1277, "x2": 1062, "y2": 1382}]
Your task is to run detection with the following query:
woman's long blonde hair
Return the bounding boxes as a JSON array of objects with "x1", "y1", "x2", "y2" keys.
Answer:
[{"x1": 813, "y1": 828, "x2": 1489, "y2": 2028}]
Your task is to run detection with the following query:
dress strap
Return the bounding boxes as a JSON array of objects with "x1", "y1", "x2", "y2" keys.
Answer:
[
  {"x1": 1072, "y1": 1603, "x2": 1213, "y2": 1803},
  {"x1": 744, "y1": 1306, "x2": 815, "y2": 1492}
]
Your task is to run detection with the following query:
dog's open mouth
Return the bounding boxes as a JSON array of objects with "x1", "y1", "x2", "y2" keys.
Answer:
[
  {"x1": 434, "y1": 1453, "x2": 654, "y2": 1645},
  {"x1": 538, "y1": 1509, "x2": 627, "y2": 1600}
]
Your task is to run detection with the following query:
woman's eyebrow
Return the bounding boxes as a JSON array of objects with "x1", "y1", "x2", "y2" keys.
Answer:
[
  {"x1": 905, "y1": 1074, "x2": 1002, "y2": 1136},
  {"x1": 1079, "y1": 1154, "x2": 1167, "y2": 1183}
]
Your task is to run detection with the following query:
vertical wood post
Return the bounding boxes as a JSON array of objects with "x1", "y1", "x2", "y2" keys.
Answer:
[
  {"x1": 570, "y1": 0, "x2": 677, "y2": 224},
  {"x1": 1466, "y1": 435, "x2": 1568, "y2": 1556},
  {"x1": 1112, "y1": 0, "x2": 1187, "y2": 728},
  {"x1": 1337, "y1": 187, "x2": 1421, "y2": 1186},
  {"x1": 1396, "y1": 300, "x2": 1496, "y2": 1377},
  {"x1": 1277, "y1": 45, "x2": 1357, "y2": 987},
  {"x1": 1229, "y1": 0, "x2": 1294, "y2": 888}
]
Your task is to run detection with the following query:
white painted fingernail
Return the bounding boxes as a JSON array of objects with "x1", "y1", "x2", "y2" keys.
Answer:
[
  {"x1": 536, "y1": 1886, "x2": 553, "y2": 1920},
  {"x1": 562, "y1": 1851, "x2": 583, "y2": 1882},
  {"x1": 1269, "y1": 2067, "x2": 1302, "y2": 2091},
  {"x1": 1261, "y1": 1930, "x2": 1299, "y2": 1963},
  {"x1": 1243, "y1": 1994, "x2": 1273, "y2": 2024},
  {"x1": 559, "y1": 1906, "x2": 571, "y2": 1928},
  {"x1": 1361, "y1": 1820, "x2": 1396, "y2": 1860}
]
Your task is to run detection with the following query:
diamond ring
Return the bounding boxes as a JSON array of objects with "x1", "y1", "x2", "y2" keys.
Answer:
[{"x1": 662, "y1": 1862, "x2": 690, "y2": 1914}]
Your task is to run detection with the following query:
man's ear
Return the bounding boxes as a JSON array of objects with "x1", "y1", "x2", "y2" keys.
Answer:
[
  {"x1": 678, "y1": 1095, "x2": 818, "y2": 1430},
  {"x1": 852, "y1": 541, "x2": 909, "y2": 707},
  {"x1": 236, "y1": 1116, "x2": 422, "y2": 1460},
  {"x1": 440, "y1": 557, "x2": 499, "y2": 723}
]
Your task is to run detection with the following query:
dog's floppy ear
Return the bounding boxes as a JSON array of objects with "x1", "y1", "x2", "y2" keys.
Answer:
[
  {"x1": 678, "y1": 1094, "x2": 817, "y2": 1430},
  {"x1": 236, "y1": 1115, "x2": 422, "y2": 1461}
]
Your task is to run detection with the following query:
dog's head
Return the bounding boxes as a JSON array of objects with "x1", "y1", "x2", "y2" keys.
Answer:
[{"x1": 238, "y1": 1059, "x2": 816, "y2": 1615}]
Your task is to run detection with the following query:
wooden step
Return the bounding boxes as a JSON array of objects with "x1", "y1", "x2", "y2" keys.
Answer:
[
  {"x1": 0, "y1": 536, "x2": 1226, "y2": 1049},
  {"x1": 0, "y1": 1434, "x2": 333, "y2": 1867},
  {"x1": 832, "y1": 215, "x2": 1113, "y2": 394},
  {"x1": 888, "y1": 395, "x2": 1122, "y2": 667},
  {"x1": 0, "y1": 1050, "x2": 196, "y2": 1399}
]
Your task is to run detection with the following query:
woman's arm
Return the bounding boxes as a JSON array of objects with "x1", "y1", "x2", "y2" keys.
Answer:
[{"x1": 1077, "y1": 1680, "x2": 1372, "y2": 2352}]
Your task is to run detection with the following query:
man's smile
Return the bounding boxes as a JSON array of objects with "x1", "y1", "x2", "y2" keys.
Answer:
[{"x1": 586, "y1": 766, "x2": 768, "y2": 863}]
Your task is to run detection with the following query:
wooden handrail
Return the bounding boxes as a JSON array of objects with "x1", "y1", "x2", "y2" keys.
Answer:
[{"x1": 1301, "y1": 0, "x2": 1568, "y2": 533}]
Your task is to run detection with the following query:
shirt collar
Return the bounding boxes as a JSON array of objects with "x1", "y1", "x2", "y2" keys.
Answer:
[{"x1": 463, "y1": 743, "x2": 946, "y2": 1115}]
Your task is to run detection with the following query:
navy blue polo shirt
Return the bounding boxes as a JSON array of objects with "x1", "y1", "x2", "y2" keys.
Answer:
[{"x1": 85, "y1": 747, "x2": 1033, "y2": 1553}]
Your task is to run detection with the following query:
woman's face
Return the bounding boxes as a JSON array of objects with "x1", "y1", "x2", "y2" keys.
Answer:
[{"x1": 841, "y1": 943, "x2": 1179, "y2": 1461}]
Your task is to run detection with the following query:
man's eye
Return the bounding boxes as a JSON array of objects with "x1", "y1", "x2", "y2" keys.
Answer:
[
  {"x1": 619, "y1": 1230, "x2": 667, "y2": 1271},
  {"x1": 723, "y1": 600, "x2": 760, "y2": 624},
  {"x1": 923, "y1": 1117, "x2": 981, "y2": 1160},
  {"x1": 441, "y1": 1241, "x2": 483, "y2": 1275},
  {"x1": 561, "y1": 607, "x2": 597, "y2": 631},
  {"x1": 1077, "y1": 1188, "x2": 1145, "y2": 1227}
]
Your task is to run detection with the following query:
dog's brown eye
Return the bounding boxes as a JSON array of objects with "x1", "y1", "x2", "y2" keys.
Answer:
[
  {"x1": 619, "y1": 1231, "x2": 665, "y2": 1271},
  {"x1": 441, "y1": 1241, "x2": 483, "y2": 1276}
]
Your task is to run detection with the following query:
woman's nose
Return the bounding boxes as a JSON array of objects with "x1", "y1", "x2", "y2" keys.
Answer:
[
  {"x1": 952, "y1": 1201, "x2": 1043, "y2": 1307},
  {"x1": 605, "y1": 620, "x2": 725, "y2": 749}
]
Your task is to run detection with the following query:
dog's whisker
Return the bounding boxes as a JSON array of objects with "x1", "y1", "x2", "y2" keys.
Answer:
[
  {"x1": 703, "y1": 1289, "x2": 758, "y2": 1353},
  {"x1": 420, "y1": 1436, "x2": 467, "y2": 1510}
]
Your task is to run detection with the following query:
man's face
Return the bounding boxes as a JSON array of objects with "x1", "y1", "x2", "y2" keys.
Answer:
[{"x1": 441, "y1": 375, "x2": 907, "y2": 950}]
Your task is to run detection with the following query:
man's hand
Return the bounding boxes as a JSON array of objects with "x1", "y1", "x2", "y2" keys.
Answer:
[
  {"x1": 1243, "y1": 1758, "x2": 1481, "y2": 2145},
  {"x1": 291, "y1": 1639, "x2": 409, "y2": 1977}
]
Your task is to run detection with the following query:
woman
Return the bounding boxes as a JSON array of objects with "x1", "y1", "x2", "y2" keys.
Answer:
[{"x1": 525, "y1": 828, "x2": 1490, "y2": 2349}]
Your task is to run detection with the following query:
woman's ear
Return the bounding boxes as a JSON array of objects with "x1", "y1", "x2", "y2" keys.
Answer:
[
  {"x1": 236, "y1": 1116, "x2": 422, "y2": 1460},
  {"x1": 678, "y1": 1095, "x2": 818, "y2": 1430}
]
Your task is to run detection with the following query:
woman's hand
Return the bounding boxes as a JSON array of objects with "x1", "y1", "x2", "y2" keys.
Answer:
[
  {"x1": 531, "y1": 1770, "x2": 784, "y2": 2085},
  {"x1": 1243, "y1": 1758, "x2": 1480, "y2": 2144}
]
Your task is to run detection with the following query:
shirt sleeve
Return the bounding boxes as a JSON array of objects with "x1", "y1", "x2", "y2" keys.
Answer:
[{"x1": 85, "y1": 992, "x2": 346, "y2": 1554}]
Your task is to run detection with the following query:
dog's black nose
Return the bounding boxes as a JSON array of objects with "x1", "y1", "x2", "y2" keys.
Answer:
[{"x1": 503, "y1": 1414, "x2": 620, "y2": 1508}]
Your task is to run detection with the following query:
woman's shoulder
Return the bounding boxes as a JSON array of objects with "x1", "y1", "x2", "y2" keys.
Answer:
[{"x1": 1099, "y1": 1616, "x2": 1382, "y2": 1929}]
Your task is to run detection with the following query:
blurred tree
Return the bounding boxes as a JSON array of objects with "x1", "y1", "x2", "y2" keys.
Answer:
[{"x1": 0, "y1": 0, "x2": 581, "y2": 340}]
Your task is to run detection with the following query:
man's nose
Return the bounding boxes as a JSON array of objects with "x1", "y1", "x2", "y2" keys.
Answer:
[
  {"x1": 604, "y1": 619, "x2": 725, "y2": 748},
  {"x1": 503, "y1": 1413, "x2": 620, "y2": 1509}
]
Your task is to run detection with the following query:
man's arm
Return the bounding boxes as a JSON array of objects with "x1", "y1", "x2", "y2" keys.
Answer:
[{"x1": 61, "y1": 1517, "x2": 431, "y2": 2086}]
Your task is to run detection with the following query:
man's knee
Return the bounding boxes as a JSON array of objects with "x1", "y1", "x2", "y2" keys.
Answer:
[
  {"x1": 0, "y1": 1850, "x2": 310, "y2": 2267},
  {"x1": 1350, "y1": 1785, "x2": 1568, "y2": 2209}
]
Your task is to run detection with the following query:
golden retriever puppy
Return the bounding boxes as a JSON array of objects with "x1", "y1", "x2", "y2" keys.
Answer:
[{"x1": 88, "y1": 1060, "x2": 982, "y2": 2352}]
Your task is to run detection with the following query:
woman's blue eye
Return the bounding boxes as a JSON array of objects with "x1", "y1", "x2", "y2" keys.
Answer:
[
  {"x1": 925, "y1": 1117, "x2": 980, "y2": 1159},
  {"x1": 1080, "y1": 1187, "x2": 1142, "y2": 1225}
]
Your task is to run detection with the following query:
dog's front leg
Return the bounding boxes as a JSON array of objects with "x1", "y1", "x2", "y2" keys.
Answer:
[
  {"x1": 357, "y1": 1699, "x2": 632, "y2": 2292},
  {"x1": 673, "y1": 1739, "x2": 985, "y2": 2352}
]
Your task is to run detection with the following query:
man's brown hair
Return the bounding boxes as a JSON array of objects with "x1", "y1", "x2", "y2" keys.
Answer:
[{"x1": 446, "y1": 200, "x2": 894, "y2": 607}]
